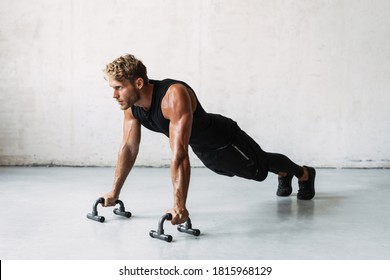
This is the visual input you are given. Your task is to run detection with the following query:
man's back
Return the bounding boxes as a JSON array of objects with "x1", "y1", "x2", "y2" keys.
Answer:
[{"x1": 131, "y1": 79, "x2": 237, "y2": 151}]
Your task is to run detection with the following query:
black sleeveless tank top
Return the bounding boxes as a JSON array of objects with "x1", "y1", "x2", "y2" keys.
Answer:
[{"x1": 131, "y1": 79, "x2": 237, "y2": 151}]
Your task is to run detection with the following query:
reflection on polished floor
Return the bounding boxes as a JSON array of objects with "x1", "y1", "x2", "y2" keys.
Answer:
[{"x1": 0, "y1": 167, "x2": 389, "y2": 260}]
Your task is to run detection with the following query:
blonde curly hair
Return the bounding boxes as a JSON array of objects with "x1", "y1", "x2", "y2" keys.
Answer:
[{"x1": 104, "y1": 54, "x2": 149, "y2": 84}]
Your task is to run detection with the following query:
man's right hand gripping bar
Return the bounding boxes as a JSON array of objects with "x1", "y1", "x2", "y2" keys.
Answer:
[
  {"x1": 86, "y1": 197, "x2": 132, "y2": 222},
  {"x1": 149, "y1": 213, "x2": 200, "y2": 242}
]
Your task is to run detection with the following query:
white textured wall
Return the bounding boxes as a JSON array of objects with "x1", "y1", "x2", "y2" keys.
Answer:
[{"x1": 1, "y1": 0, "x2": 389, "y2": 168}]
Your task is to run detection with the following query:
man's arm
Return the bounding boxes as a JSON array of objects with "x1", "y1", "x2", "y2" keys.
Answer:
[
  {"x1": 103, "y1": 108, "x2": 141, "y2": 207},
  {"x1": 162, "y1": 84, "x2": 195, "y2": 225}
]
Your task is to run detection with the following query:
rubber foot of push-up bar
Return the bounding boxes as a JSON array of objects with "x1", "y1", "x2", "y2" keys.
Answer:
[
  {"x1": 149, "y1": 213, "x2": 201, "y2": 242},
  {"x1": 86, "y1": 197, "x2": 131, "y2": 222}
]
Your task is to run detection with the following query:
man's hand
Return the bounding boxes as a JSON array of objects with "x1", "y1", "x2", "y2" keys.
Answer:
[
  {"x1": 167, "y1": 207, "x2": 189, "y2": 225},
  {"x1": 102, "y1": 191, "x2": 119, "y2": 207}
]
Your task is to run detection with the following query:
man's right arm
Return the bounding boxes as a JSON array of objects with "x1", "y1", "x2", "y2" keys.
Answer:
[{"x1": 103, "y1": 108, "x2": 141, "y2": 207}]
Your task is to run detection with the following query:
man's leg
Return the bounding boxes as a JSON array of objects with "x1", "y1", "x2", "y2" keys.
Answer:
[
  {"x1": 226, "y1": 126, "x2": 316, "y2": 200},
  {"x1": 266, "y1": 153, "x2": 315, "y2": 200},
  {"x1": 194, "y1": 123, "x2": 316, "y2": 200}
]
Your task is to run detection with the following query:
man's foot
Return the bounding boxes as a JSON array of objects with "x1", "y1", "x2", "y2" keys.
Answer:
[
  {"x1": 277, "y1": 174, "x2": 293, "y2": 197},
  {"x1": 297, "y1": 166, "x2": 316, "y2": 200}
]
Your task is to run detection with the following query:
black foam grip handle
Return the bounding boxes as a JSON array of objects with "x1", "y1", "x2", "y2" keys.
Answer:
[
  {"x1": 97, "y1": 197, "x2": 105, "y2": 204},
  {"x1": 114, "y1": 200, "x2": 124, "y2": 210}
]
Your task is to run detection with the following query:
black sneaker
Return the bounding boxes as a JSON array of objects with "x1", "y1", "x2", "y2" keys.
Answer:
[
  {"x1": 276, "y1": 174, "x2": 293, "y2": 197},
  {"x1": 297, "y1": 166, "x2": 316, "y2": 200}
]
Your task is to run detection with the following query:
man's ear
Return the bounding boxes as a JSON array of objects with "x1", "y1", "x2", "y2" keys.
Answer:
[{"x1": 136, "y1": 77, "x2": 144, "y2": 89}]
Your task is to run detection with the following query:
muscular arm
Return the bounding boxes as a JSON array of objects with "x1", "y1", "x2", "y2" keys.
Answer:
[
  {"x1": 103, "y1": 108, "x2": 141, "y2": 206},
  {"x1": 162, "y1": 84, "x2": 195, "y2": 224}
]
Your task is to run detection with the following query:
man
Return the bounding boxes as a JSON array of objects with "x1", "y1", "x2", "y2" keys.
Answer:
[{"x1": 102, "y1": 54, "x2": 316, "y2": 225}]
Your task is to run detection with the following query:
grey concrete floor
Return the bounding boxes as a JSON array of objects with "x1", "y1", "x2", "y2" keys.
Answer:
[{"x1": 0, "y1": 167, "x2": 389, "y2": 260}]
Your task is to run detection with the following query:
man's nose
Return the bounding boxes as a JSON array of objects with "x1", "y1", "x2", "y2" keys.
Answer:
[{"x1": 113, "y1": 90, "x2": 119, "y2": 99}]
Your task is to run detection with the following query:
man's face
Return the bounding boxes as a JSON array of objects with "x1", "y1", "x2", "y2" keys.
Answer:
[{"x1": 109, "y1": 79, "x2": 140, "y2": 110}]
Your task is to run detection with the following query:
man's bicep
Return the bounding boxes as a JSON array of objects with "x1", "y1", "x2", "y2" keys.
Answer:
[{"x1": 167, "y1": 91, "x2": 193, "y2": 154}]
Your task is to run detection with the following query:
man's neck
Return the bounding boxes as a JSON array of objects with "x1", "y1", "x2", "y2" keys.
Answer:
[{"x1": 136, "y1": 84, "x2": 154, "y2": 112}]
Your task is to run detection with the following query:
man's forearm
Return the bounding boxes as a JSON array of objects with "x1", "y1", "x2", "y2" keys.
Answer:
[
  {"x1": 112, "y1": 145, "x2": 138, "y2": 196},
  {"x1": 170, "y1": 154, "x2": 191, "y2": 210}
]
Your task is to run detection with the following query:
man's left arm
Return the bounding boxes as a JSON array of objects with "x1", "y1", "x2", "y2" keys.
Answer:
[{"x1": 163, "y1": 84, "x2": 194, "y2": 225}]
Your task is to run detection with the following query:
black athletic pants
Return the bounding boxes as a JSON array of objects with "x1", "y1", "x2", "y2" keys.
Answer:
[{"x1": 193, "y1": 125, "x2": 304, "y2": 182}]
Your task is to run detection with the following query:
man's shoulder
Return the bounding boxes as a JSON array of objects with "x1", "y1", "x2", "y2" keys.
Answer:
[{"x1": 151, "y1": 78, "x2": 189, "y2": 86}]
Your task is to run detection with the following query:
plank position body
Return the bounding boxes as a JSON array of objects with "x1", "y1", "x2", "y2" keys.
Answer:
[{"x1": 102, "y1": 54, "x2": 316, "y2": 225}]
